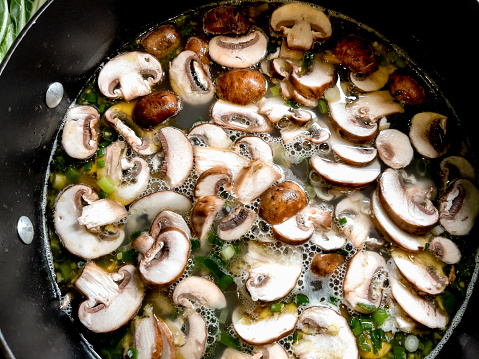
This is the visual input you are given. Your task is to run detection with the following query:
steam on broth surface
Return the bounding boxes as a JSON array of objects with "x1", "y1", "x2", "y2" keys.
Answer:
[{"x1": 44, "y1": 1, "x2": 479, "y2": 358}]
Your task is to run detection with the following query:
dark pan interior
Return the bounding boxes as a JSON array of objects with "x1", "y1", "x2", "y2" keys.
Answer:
[{"x1": 1, "y1": 0, "x2": 479, "y2": 358}]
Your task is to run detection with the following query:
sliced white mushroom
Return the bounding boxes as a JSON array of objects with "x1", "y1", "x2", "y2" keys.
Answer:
[
  {"x1": 193, "y1": 146, "x2": 252, "y2": 181},
  {"x1": 330, "y1": 133, "x2": 377, "y2": 166},
  {"x1": 190, "y1": 195, "x2": 224, "y2": 242},
  {"x1": 131, "y1": 309, "x2": 163, "y2": 359},
  {"x1": 188, "y1": 123, "x2": 233, "y2": 149},
  {"x1": 350, "y1": 66, "x2": 389, "y2": 92},
  {"x1": 439, "y1": 178, "x2": 479, "y2": 236},
  {"x1": 172, "y1": 276, "x2": 226, "y2": 310},
  {"x1": 61, "y1": 105, "x2": 99, "y2": 159},
  {"x1": 389, "y1": 275, "x2": 447, "y2": 329},
  {"x1": 175, "y1": 309, "x2": 208, "y2": 359},
  {"x1": 104, "y1": 102, "x2": 161, "y2": 155},
  {"x1": 376, "y1": 129, "x2": 414, "y2": 169},
  {"x1": 270, "y1": 3, "x2": 332, "y2": 51},
  {"x1": 409, "y1": 112, "x2": 448, "y2": 159},
  {"x1": 244, "y1": 242, "x2": 302, "y2": 302},
  {"x1": 257, "y1": 96, "x2": 313, "y2": 124},
  {"x1": 289, "y1": 57, "x2": 335, "y2": 100},
  {"x1": 292, "y1": 306, "x2": 358, "y2": 359},
  {"x1": 348, "y1": 91, "x2": 404, "y2": 122},
  {"x1": 235, "y1": 159, "x2": 282, "y2": 204},
  {"x1": 429, "y1": 236, "x2": 461, "y2": 264},
  {"x1": 169, "y1": 50, "x2": 215, "y2": 104},
  {"x1": 218, "y1": 206, "x2": 256, "y2": 241},
  {"x1": 234, "y1": 136, "x2": 274, "y2": 163},
  {"x1": 211, "y1": 100, "x2": 273, "y2": 134},
  {"x1": 272, "y1": 212, "x2": 314, "y2": 245},
  {"x1": 158, "y1": 126, "x2": 194, "y2": 188},
  {"x1": 147, "y1": 210, "x2": 191, "y2": 240},
  {"x1": 157, "y1": 320, "x2": 176, "y2": 359},
  {"x1": 310, "y1": 156, "x2": 381, "y2": 187},
  {"x1": 232, "y1": 305, "x2": 298, "y2": 345},
  {"x1": 280, "y1": 79, "x2": 318, "y2": 107},
  {"x1": 98, "y1": 51, "x2": 163, "y2": 101},
  {"x1": 74, "y1": 263, "x2": 145, "y2": 333},
  {"x1": 439, "y1": 156, "x2": 476, "y2": 191},
  {"x1": 391, "y1": 249, "x2": 448, "y2": 295},
  {"x1": 138, "y1": 228, "x2": 190, "y2": 288},
  {"x1": 343, "y1": 250, "x2": 388, "y2": 313},
  {"x1": 335, "y1": 197, "x2": 372, "y2": 248},
  {"x1": 54, "y1": 185, "x2": 126, "y2": 259},
  {"x1": 371, "y1": 189, "x2": 429, "y2": 252},
  {"x1": 194, "y1": 166, "x2": 233, "y2": 199},
  {"x1": 77, "y1": 198, "x2": 128, "y2": 232},
  {"x1": 253, "y1": 343, "x2": 289, "y2": 359},
  {"x1": 220, "y1": 348, "x2": 252, "y2": 359},
  {"x1": 209, "y1": 28, "x2": 268, "y2": 68}
]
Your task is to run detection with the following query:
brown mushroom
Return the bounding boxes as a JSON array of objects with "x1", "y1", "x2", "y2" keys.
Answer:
[
  {"x1": 190, "y1": 195, "x2": 224, "y2": 242},
  {"x1": 311, "y1": 253, "x2": 345, "y2": 277},
  {"x1": 216, "y1": 69, "x2": 267, "y2": 106},
  {"x1": 142, "y1": 24, "x2": 181, "y2": 58},
  {"x1": 389, "y1": 72, "x2": 426, "y2": 105},
  {"x1": 202, "y1": 5, "x2": 250, "y2": 35},
  {"x1": 332, "y1": 34, "x2": 378, "y2": 75},
  {"x1": 132, "y1": 91, "x2": 182, "y2": 130}
]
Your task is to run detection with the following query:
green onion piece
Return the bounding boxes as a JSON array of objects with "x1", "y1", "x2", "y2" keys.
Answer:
[
  {"x1": 318, "y1": 99, "x2": 328, "y2": 113},
  {"x1": 269, "y1": 302, "x2": 283, "y2": 312},
  {"x1": 360, "y1": 316, "x2": 374, "y2": 331},
  {"x1": 357, "y1": 333, "x2": 371, "y2": 353},
  {"x1": 371, "y1": 329, "x2": 385, "y2": 353},
  {"x1": 195, "y1": 117, "x2": 203, "y2": 123},
  {"x1": 65, "y1": 166, "x2": 81, "y2": 182},
  {"x1": 372, "y1": 308, "x2": 390, "y2": 326},
  {"x1": 99, "y1": 189, "x2": 109, "y2": 199},
  {"x1": 218, "y1": 331, "x2": 240, "y2": 350},
  {"x1": 85, "y1": 92, "x2": 97, "y2": 104},
  {"x1": 393, "y1": 346, "x2": 407, "y2": 359},
  {"x1": 58, "y1": 262, "x2": 73, "y2": 282},
  {"x1": 301, "y1": 51, "x2": 313, "y2": 73},
  {"x1": 295, "y1": 295, "x2": 309, "y2": 306},
  {"x1": 349, "y1": 317, "x2": 362, "y2": 336},
  {"x1": 218, "y1": 274, "x2": 234, "y2": 291},
  {"x1": 98, "y1": 103, "x2": 106, "y2": 114},
  {"x1": 285, "y1": 99, "x2": 300, "y2": 109},
  {"x1": 207, "y1": 232, "x2": 223, "y2": 247},
  {"x1": 218, "y1": 308, "x2": 229, "y2": 324},
  {"x1": 233, "y1": 244, "x2": 242, "y2": 254},
  {"x1": 292, "y1": 329, "x2": 299, "y2": 343},
  {"x1": 338, "y1": 216, "x2": 348, "y2": 225},
  {"x1": 357, "y1": 302, "x2": 377, "y2": 312},
  {"x1": 304, "y1": 185, "x2": 316, "y2": 199},
  {"x1": 129, "y1": 230, "x2": 142, "y2": 241},
  {"x1": 96, "y1": 147, "x2": 106, "y2": 158},
  {"x1": 220, "y1": 244, "x2": 236, "y2": 261},
  {"x1": 190, "y1": 237, "x2": 200, "y2": 250},
  {"x1": 126, "y1": 347, "x2": 139, "y2": 359},
  {"x1": 97, "y1": 176, "x2": 116, "y2": 194},
  {"x1": 117, "y1": 250, "x2": 135, "y2": 263},
  {"x1": 270, "y1": 86, "x2": 280, "y2": 97},
  {"x1": 424, "y1": 242, "x2": 429, "y2": 251},
  {"x1": 337, "y1": 249, "x2": 349, "y2": 256},
  {"x1": 98, "y1": 141, "x2": 111, "y2": 148},
  {"x1": 329, "y1": 296, "x2": 339, "y2": 306},
  {"x1": 97, "y1": 160, "x2": 106, "y2": 168},
  {"x1": 83, "y1": 161, "x2": 93, "y2": 172}
]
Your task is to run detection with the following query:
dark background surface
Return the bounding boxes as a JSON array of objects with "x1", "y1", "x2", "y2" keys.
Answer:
[{"x1": 1, "y1": 0, "x2": 478, "y2": 358}]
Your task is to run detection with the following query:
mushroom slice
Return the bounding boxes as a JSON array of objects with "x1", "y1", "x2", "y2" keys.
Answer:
[
  {"x1": 188, "y1": 123, "x2": 233, "y2": 149},
  {"x1": 439, "y1": 178, "x2": 479, "y2": 236},
  {"x1": 158, "y1": 127, "x2": 194, "y2": 189},
  {"x1": 54, "y1": 185, "x2": 125, "y2": 259},
  {"x1": 169, "y1": 50, "x2": 215, "y2": 104},
  {"x1": 220, "y1": 348, "x2": 251, "y2": 359},
  {"x1": 409, "y1": 112, "x2": 448, "y2": 159},
  {"x1": 172, "y1": 276, "x2": 226, "y2": 310},
  {"x1": 98, "y1": 51, "x2": 163, "y2": 101},
  {"x1": 235, "y1": 159, "x2": 282, "y2": 204},
  {"x1": 78, "y1": 198, "x2": 128, "y2": 231},
  {"x1": 310, "y1": 156, "x2": 381, "y2": 188},
  {"x1": 217, "y1": 206, "x2": 256, "y2": 241},
  {"x1": 440, "y1": 156, "x2": 476, "y2": 191},
  {"x1": 253, "y1": 343, "x2": 289, "y2": 359},
  {"x1": 234, "y1": 136, "x2": 274, "y2": 163},
  {"x1": 376, "y1": 129, "x2": 414, "y2": 169},
  {"x1": 379, "y1": 168, "x2": 439, "y2": 234},
  {"x1": 211, "y1": 100, "x2": 273, "y2": 134},
  {"x1": 138, "y1": 228, "x2": 190, "y2": 288},
  {"x1": 257, "y1": 96, "x2": 313, "y2": 124},
  {"x1": 335, "y1": 197, "x2": 372, "y2": 248},
  {"x1": 190, "y1": 195, "x2": 224, "y2": 242},
  {"x1": 390, "y1": 275, "x2": 447, "y2": 329},
  {"x1": 330, "y1": 135, "x2": 377, "y2": 166},
  {"x1": 105, "y1": 102, "x2": 161, "y2": 155},
  {"x1": 194, "y1": 166, "x2": 233, "y2": 199},
  {"x1": 270, "y1": 3, "x2": 332, "y2": 51},
  {"x1": 157, "y1": 320, "x2": 176, "y2": 359},
  {"x1": 280, "y1": 79, "x2": 318, "y2": 107},
  {"x1": 343, "y1": 250, "x2": 388, "y2": 313},
  {"x1": 292, "y1": 306, "x2": 358, "y2": 359},
  {"x1": 62, "y1": 105, "x2": 99, "y2": 159},
  {"x1": 429, "y1": 236, "x2": 461, "y2": 264},
  {"x1": 244, "y1": 242, "x2": 302, "y2": 302},
  {"x1": 74, "y1": 263, "x2": 145, "y2": 333},
  {"x1": 131, "y1": 309, "x2": 163, "y2": 359},
  {"x1": 175, "y1": 309, "x2": 208, "y2": 359},
  {"x1": 209, "y1": 28, "x2": 268, "y2": 68},
  {"x1": 348, "y1": 91, "x2": 404, "y2": 122},
  {"x1": 350, "y1": 66, "x2": 389, "y2": 92},
  {"x1": 371, "y1": 189, "x2": 429, "y2": 252},
  {"x1": 391, "y1": 249, "x2": 448, "y2": 295},
  {"x1": 272, "y1": 210, "x2": 314, "y2": 245},
  {"x1": 232, "y1": 305, "x2": 298, "y2": 345},
  {"x1": 193, "y1": 146, "x2": 252, "y2": 181},
  {"x1": 289, "y1": 57, "x2": 335, "y2": 99}
]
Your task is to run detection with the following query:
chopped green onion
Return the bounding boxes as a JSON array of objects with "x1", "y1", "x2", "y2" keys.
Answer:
[
  {"x1": 357, "y1": 333, "x2": 371, "y2": 353},
  {"x1": 372, "y1": 308, "x2": 390, "y2": 326},
  {"x1": 404, "y1": 335, "x2": 419, "y2": 352},
  {"x1": 207, "y1": 232, "x2": 223, "y2": 247},
  {"x1": 65, "y1": 166, "x2": 80, "y2": 182},
  {"x1": 220, "y1": 244, "x2": 236, "y2": 261},
  {"x1": 285, "y1": 99, "x2": 300, "y2": 109},
  {"x1": 218, "y1": 274, "x2": 234, "y2": 291},
  {"x1": 233, "y1": 244, "x2": 242, "y2": 254},
  {"x1": 338, "y1": 216, "x2": 348, "y2": 225},
  {"x1": 337, "y1": 249, "x2": 349, "y2": 256},
  {"x1": 301, "y1": 51, "x2": 314, "y2": 73},
  {"x1": 218, "y1": 331, "x2": 240, "y2": 350},
  {"x1": 190, "y1": 237, "x2": 200, "y2": 250},
  {"x1": 318, "y1": 99, "x2": 328, "y2": 113},
  {"x1": 218, "y1": 308, "x2": 229, "y2": 324},
  {"x1": 117, "y1": 250, "x2": 135, "y2": 263},
  {"x1": 129, "y1": 230, "x2": 142, "y2": 241},
  {"x1": 357, "y1": 302, "x2": 377, "y2": 312},
  {"x1": 269, "y1": 86, "x2": 280, "y2": 97},
  {"x1": 97, "y1": 160, "x2": 106, "y2": 168},
  {"x1": 292, "y1": 329, "x2": 299, "y2": 342},
  {"x1": 83, "y1": 161, "x2": 93, "y2": 172},
  {"x1": 85, "y1": 92, "x2": 97, "y2": 103},
  {"x1": 269, "y1": 302, "x2": 283, "y2": 312},
  {"x1": 371, "y1": 329, "x2": 385, "y2": 353},
  {"x1": 359, "y1": 316, "x2": 374, "y2": 331},
  {"x1": 349, "y1": 317, "x2": 362, "y2": 336},
  {"x1": 393, "y1": 345, "x2": 407, "y2": 359},
  {"x1": 295, "y1": 294, "x2": 309, "y2": 306},
  {"x1": 99, "y1": 189, "x2": 109, "y2": 199},
  {"x1": 51, "y1": 173, "x2": 67, "y2": 191},
  {"x1": 98, "y1": 103, "x2": 106, "y2": 114},
  {"x1": 96, "y1": 147, "x2": 106, "y2": 158},
  {"x1": 329, "y1": 296, "x2": 339, "y2": 306},
  {"x1": 125, "y1": 347, "x2": 139, "y2": 359},
  {"x1": 98, "y1": 141, "x2": 111, "y2": 148},
  {"x1": 97, "y1": 176, "x2": 116, "y2": 194}
]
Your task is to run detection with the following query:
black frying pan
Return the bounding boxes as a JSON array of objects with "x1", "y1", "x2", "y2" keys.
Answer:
[{"x1": 1, "y1": 0, "x2": 479, "y2": 358}]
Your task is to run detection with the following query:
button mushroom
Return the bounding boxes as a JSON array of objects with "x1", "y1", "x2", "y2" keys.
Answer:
[
  {"x1": 292, "y1": 306, "x2": 358, "y2": 359},
  {"x1": 209, "y1": 28, "x2": 268, "y2": 68},
  {"x1": 203, "y1": 5, "x2": 250, "y2": 35},
  {"x1": 74, "y1": 263, "x2": 145, "y2": 333},
  {"x1": 289, "y1": 57, "x2": 335, "y2": 100},
  {"x1": 439, "y1": 178, "x2": 479, "y2": 236},
  {"x1": 379, "y1": 168, "x2": 439, "y2": 234},
  {"x1": 132, "y1": 91, "x2": 182, "y2": 130},
  {"x1": 332, "y1": 34, "x2": 377, "y2": 76},
  {"x1": 270, "y1": 3, "x2": 332, "y2": 51},
  {"x1": 169, "y1": 50, "x2": 215, "y2": 104},
  {"x1": 389, "y1": 72, "x2": 426, "y2": 105},
  {"x1": 141, "y1": 24, "x2": 181, "y2": 58},
  {"x1": 429, "y1": 236, "x2": 462, "y2": 264},
  {"x1": 98, "y1": 51, "x2": 163, "y2": 101},
  {"x1": 190, "y1": 195, "x2": 224, "y2": 243},
  {"x1": 375, "y1": 129, "x2": 414, "y2": 169},
  {"x1": 311, "y1": 253, "x2": 346, "y2": 277},
  {"x1": 194, "y1": 166, "x2": 233, "y2": 199},
  {"x1": 335, "y1": 196, "x2": 372, "y2": 248},
  {"x1": 54, "y1": 184, "x2": 126, "y2": 259},
  {"x1": 330, "y1": 136, "x2": 377, "y2": 167},
  {"x1": 215, "y1": 68, "x2": 267, "y2": 106},
  {"x1": 234, "y1": 136, "x2": 274, "y2": 163},
  {"x1": 211, "y1": 100, "x2": 273, "y2": 134},
  {"x1": 439, "y1": 156, "x2": 476, "y2": 191},
  {"x1": 343, "y1": 250, "x2": 388, "y2": 313},
  {"x1": 172, "y1": 276, "x2": 226, "y2": 310},
  {"x1": 350, "y1": 66, "x2": 389, "y2": 92},
  {"x1": 130, "y1": 308, "x2": 163, "y2": 359},
  {"x1": 61, "y1": 105, "x2": 99, "y2": 159},
  {"x1": 188, "y1": 123, "x2": 233, "y2": 149},
  {"x1": 257, "y1": 96, "x2": 313, "y2": 125},
  {"x1": 409, "y1": 112, "x2": 448, "y2": 159},
  {"x1": 174, "y1": 308, "x2": 208, "y2": 359},
  {"x1": 217, "y1": 206, "x2": 256, "y2": 241}
]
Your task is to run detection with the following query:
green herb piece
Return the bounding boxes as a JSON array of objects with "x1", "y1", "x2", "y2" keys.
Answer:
[
  {"x1": 96, "y1": 147, "x2": 106, "y2": 158},
  {"x1": 329, "y1": 296, "x2": 339, "y2": 306},
  {"x1": 357, "y1": 333, "x2": 371, "y2": 353},
  {"x1": 65, "y1": 166, "x2": 80, "y2": 182},
  {"x1": 98, "y1": 141, "x2": 111, "y2": 148},
  {"x1": 97, "y1": 176, "x2": 116, "y2": 194},
  {"x1": 99, "y1": 189, "x2": 109, "y2": 199},
  {"x1": 85, "y1": 91, "x2": 97, "y2": 104},
  {"x1": 125, "y1": 347, "x2": 139, "y2": 359},
  {"x1": 269, "y1": 302, "x2": 283, "y2": 312},
  {"x1": 207, "y1": 232, "x2": 223, "y2": 247},
  {"x1": 338, "y1": 216, "x2": 348, "y2": 225},
  {"x1": 393, "y1": 345, "x2": 407, "y2": 359},
  {"x1": 218, "y1": 331, "x2": 240, "y2": 350},
  {"x1": 218, "y1": 274, "x2": 234, "y2": 291},
  {"x1": 359, "y1": 316, "x2": 374, "y2": 331},
  {"x1": 337, "y1": 249, "x2": 350, "y2": 256},
  {"x1": 295, "y1": 294, "x2": 309, "y2": 306},
  {"x1": 318, "y1": 99, "x2": 328, "y2": 113},
  {"x1": 220, "y1": 244, "x2": 236, "y2": 261},
  {"x1": 439, "y1": 290, "x2": 458, "y2": 314},
  {"x1": 285, "y1": 99, "x2": 300, "y2": 109},
  {"x1": 349, "y1": 317, "x2": 362, "y2": 336},
  {"x1": 218, "y1": 308, "x2": 229, "y2": 324},
  {"x1": 190, "y1": 237, "x2": 200, "y2": 250},
  {"x1": 371, "y1": 329, "x2": 385, "y2": 353},
  {"x1": 269, "y1": 86, "x2": 280, "y2": 97},
  {"x1": 357, "y1": 302, "x2": 377, "y2": 312},
  {"x1": 83, "y1": 161, "x2": 93, "y2": 172},
  {"x1": 372, "y1": 308, "x2": 390, "y2": 326},
  {"x1": 97, "y1": 160, "x2": 106, "y2": 168},
  {"x1": 117, "y1": 250, "x2": 135, "y2": 263}
]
